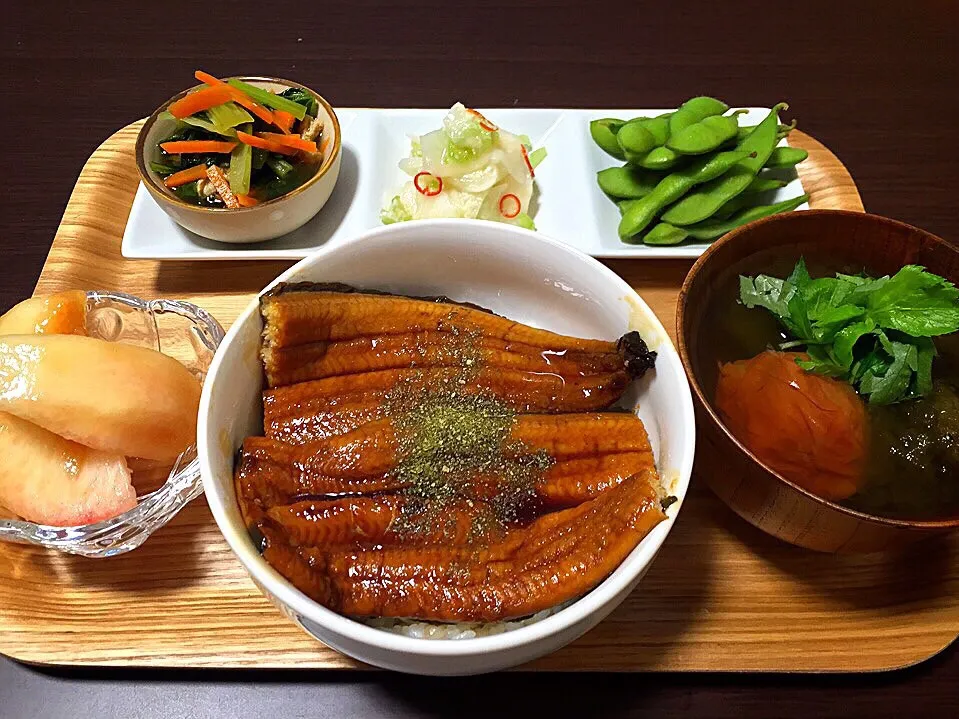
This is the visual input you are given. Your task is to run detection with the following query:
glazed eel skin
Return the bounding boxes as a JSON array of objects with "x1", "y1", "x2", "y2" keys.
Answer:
[
  {"x1": 235, "y1": 413, "x2": 655, "y2": 515},
  {"x1": 262, "y1": 469, "x2": 667, "y2": 622},
  {"x1": 259, "y1": 283, "x2": 656, "y2": 393}
]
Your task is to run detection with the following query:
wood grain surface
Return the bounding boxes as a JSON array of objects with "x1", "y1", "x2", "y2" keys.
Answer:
[{"x1": 1, "y1": 121, "x2": 954, "y2": 672}]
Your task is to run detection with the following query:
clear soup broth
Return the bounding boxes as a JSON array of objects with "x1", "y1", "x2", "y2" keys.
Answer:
[{"x1": 701, "y1": 259, "x2": 959, "y2": 521}]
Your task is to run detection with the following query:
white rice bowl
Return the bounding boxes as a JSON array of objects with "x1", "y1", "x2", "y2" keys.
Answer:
[{"x1": 200, "y1": 219, "x2": 695, "y2": 675}]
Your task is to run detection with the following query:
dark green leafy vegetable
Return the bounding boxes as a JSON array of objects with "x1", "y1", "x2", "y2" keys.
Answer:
[
  {"x1": 740, "y1": 259, "x2": 959, "y2": 404},
  {"x1": 278, "y1": 87, "x2": 319, "y2": 118}
]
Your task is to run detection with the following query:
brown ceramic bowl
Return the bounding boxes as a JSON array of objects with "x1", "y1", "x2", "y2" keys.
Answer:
[{"x1": 677, "y1": 209, "x2": 959, "y2": 553}]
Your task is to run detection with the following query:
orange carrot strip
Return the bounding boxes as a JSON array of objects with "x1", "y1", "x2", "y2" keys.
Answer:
[
  {"x1": 194, "y1": 70, "x2": 222, "y2": 86},
  {"x1": 161, "y1": 164, "x2": 209, "y2": 188},
  {"x1": 168, "y1": 86, "x2": 234, "y2": 120},
  {"x1": 236, "y1": 194, "x2": 260, "y2": 207},
  {"x1": 257, "y1": 132, "x2": 317, "y2": 153},
  {"x1": 160, "y1": 140, "x2": 237, "y2": 154},
  {"x1": 235, "y1": 131, "x2": 299, "y2": 156},
  {"x1": 205, "y1": 165, "x2": 241, "y2": 209},
  {"x1": 194, "y1": 70, "x2": 274, "y2": 124},
  {"x1": 272, "y1": 110, "x2": 295, "y2": 134},
  {"x1": 319, "y1": 135, "x2": 331, "y2": 156}
]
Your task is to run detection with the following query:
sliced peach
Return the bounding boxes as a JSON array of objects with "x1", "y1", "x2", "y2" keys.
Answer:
[
  {"x1": 0, "y1": 334, "x2": 201, "y2": 461},
  {"x1": 0, "y1": 412, "x2": 136, "y2": 526},
  {"x1": 0, "y1": 290, "x2": 87, "y2": 336}
]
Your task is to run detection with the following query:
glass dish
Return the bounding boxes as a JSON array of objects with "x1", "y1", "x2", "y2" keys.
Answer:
[{"x1": 0, "y1": 291, "x2": 225, "y2": 557}]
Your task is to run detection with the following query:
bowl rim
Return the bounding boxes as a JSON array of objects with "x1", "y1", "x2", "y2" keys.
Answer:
[
  {"x1": 199, "y1": 218, "x2": 696, "y2": 659},
  {"x1": 676, "y1": 208, "x2": 959, "y2": 531},
  {"x1": 134, "y1": 75, "x2": 342, "y2": 214}
]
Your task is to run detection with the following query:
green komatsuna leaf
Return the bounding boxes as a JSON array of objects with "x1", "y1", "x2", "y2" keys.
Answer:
[
  {"x1": 859, "y1": 340, "x2": 917, "y2": 405},
  {"x1": 864, "y1": 265, "x2": 959, "y2": 336}
]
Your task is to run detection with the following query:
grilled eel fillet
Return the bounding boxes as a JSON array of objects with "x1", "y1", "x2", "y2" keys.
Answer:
[
  {"x1": 259, "y1": 283, "x2": 656, "y2": 391},
  {"x1": 235, "y1": 413, "x2": 654, "y2": 515},
  {"x1": 262, "y1": 366, "x2": 636, "y2": 443},
  {"x1": 262, "y1": 469, "x2": 666, "y2": 622}
]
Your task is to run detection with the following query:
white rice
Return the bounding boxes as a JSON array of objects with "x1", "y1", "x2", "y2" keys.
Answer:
[{"x1": 363, "y1": 600, "x2": 573, "y2": 640}]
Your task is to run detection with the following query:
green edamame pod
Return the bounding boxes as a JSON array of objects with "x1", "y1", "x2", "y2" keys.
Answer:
[
  {"x1": 660, "y1": 103, "x2": 787, "y2": 226},
  {"x1": 764, "y1": 146, "x2": 809, "y2": 169},
  {"x1": 737, "y1": 120, "x2": 797, "y2": 142},
  {"x1": 668, "y1": 97, "x2": 729, "y2": 136},
  {"x1": 597, "y1": 166, "x2": 662, "y2": 199},
  {"x1": 631, "y1": 145, "x2": 684, "y2": 170},
  {"x1": 617, "y1": 149, "x2": 752, "y2": 241},
  {"x1": 744, "y1": 175, "x2": 790, "y2": 193},
  {"x1": 643, "y1": 222, "x2": 690, "y2": 246},
  {"x1": 618, "y1": 198, "x2": 642, "y2": 216},
  {"x1": 616, "y1": 120, "x2": 658, "y2": 155},
  {"x1": 590, "y1": 118, "x2": 626, "y2": 159},
  {"x1": 681, "y1": 193, "x2": 810, "y2": 241},
  {"x1": 620, "y1": 116, "x2": 672, "y2": 163},
  {"x1": 666, "y1": 111, "x2": 746, "y2": 155},
  {"x1": 713, "y1": 176, "x2": 790, "y2": 218}
]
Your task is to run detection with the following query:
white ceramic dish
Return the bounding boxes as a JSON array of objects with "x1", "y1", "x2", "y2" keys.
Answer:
[
  {"x1": 134, "y1": 77, "x2": 342, "y2": 244},
  {"x1": 123, "y1": 107, "x2": 807, "y2": 260},
  {"x1": 198, "y1": 219, "x2": 695, "y2": 675}
]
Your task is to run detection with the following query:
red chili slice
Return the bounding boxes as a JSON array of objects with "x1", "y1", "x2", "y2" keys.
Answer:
[
  {"x1": 413, "y1": 172, "x2": 443, "y2": 196},
  {"x1": 499, "y1": 193, "x2": 521, "y2": 219},
  {"x1": 467, "y1": 108, "x2": 498, "y2": 132},
  {"x1": 520, "y1": 145, "x2": 535, "y2": 178}
]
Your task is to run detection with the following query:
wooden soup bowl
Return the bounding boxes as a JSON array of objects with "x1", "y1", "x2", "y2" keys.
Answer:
[{"x1": 677, "y1": 209, "x2": 959, "y2": 553}]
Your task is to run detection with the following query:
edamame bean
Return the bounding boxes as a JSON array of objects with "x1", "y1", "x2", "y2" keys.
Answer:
[
  {"x1": 660, "y1": 103, "x2": 787, "y2": 226},
  {"x1": 590, "y1": 118, "x2": 626, "y2": 159},
  {"x1": 618, "y1": 198, "x2": 642, "y2": 215},
  {"x1": 631, "y1": 145, "x2": 684, "y2": 170},
  {"x1": 764, "y1": 146, "x2": 809, "y2": 169},
  {"x1": 597, "y1": 166, "x2": 662, "y2": 199},
  {"x1": 616, "y1": 120, "x2": 658, "y2": 155},
  {"x1": 668, "y1": 96, "x2": 729, "y2": 136},
  {"x1": 618, "y1": 149, "x2": 752, "y2": 241},
  {"x1": 620, "y1": 116, "x2": 671, "y2": 163},
  {"x1": 667, "y1": 111, "x2": 746, "y2": 155}
]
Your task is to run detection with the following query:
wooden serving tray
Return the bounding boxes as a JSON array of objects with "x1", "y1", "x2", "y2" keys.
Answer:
[{"x1": 1, "y1": 122, "x2": 956, "y2": 672}]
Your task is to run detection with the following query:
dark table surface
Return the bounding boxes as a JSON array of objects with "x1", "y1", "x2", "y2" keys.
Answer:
[{"x1": 2, "y1": 1, "x2": 957, "y2": 716}]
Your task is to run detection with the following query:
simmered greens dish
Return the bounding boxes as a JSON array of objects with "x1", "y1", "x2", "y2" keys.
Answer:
[
  {"x1": 150, "y1": 71, "x2": 328, "y2": 209},
  {"x1": 709, "y1": 258, "x2": 959, "y2": 520}
]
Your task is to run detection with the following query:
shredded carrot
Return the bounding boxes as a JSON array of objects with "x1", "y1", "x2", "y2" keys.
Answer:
[
  {"x1": 160, "y1": 140, "x2": 237, "y2": 155},
  {"x1": 319, "y1": 135, "x2": 332, "y2": 156},
  {"x1": 161, "y1": 164, "x2": 209, "y2": 188},
  {"x1": 257, "y1": 132, "x2": 317, "y2": 153},
  {"x1": 272, "y1": 109, "x2": 295, "y2": 134},
  {"x1": 194, "y1": 69, "x2": 274, "y2": 124},
  {"x1": 205, "y1": 165, "x2": 241, "y2": 209},
  {"x1": 168, "y1": 86, "x2": 233, "y2": 120},
  {"x1": 235, "y1": 131, "x2": 299, "y2": 156},
  {"x1": 236, "y1": 194, "x2": 260, "y2": 207}
]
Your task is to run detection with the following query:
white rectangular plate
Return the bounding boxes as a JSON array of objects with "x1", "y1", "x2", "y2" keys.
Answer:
[{"x1": 121, "y1": 107, "x2": 808, "y2": 261}]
